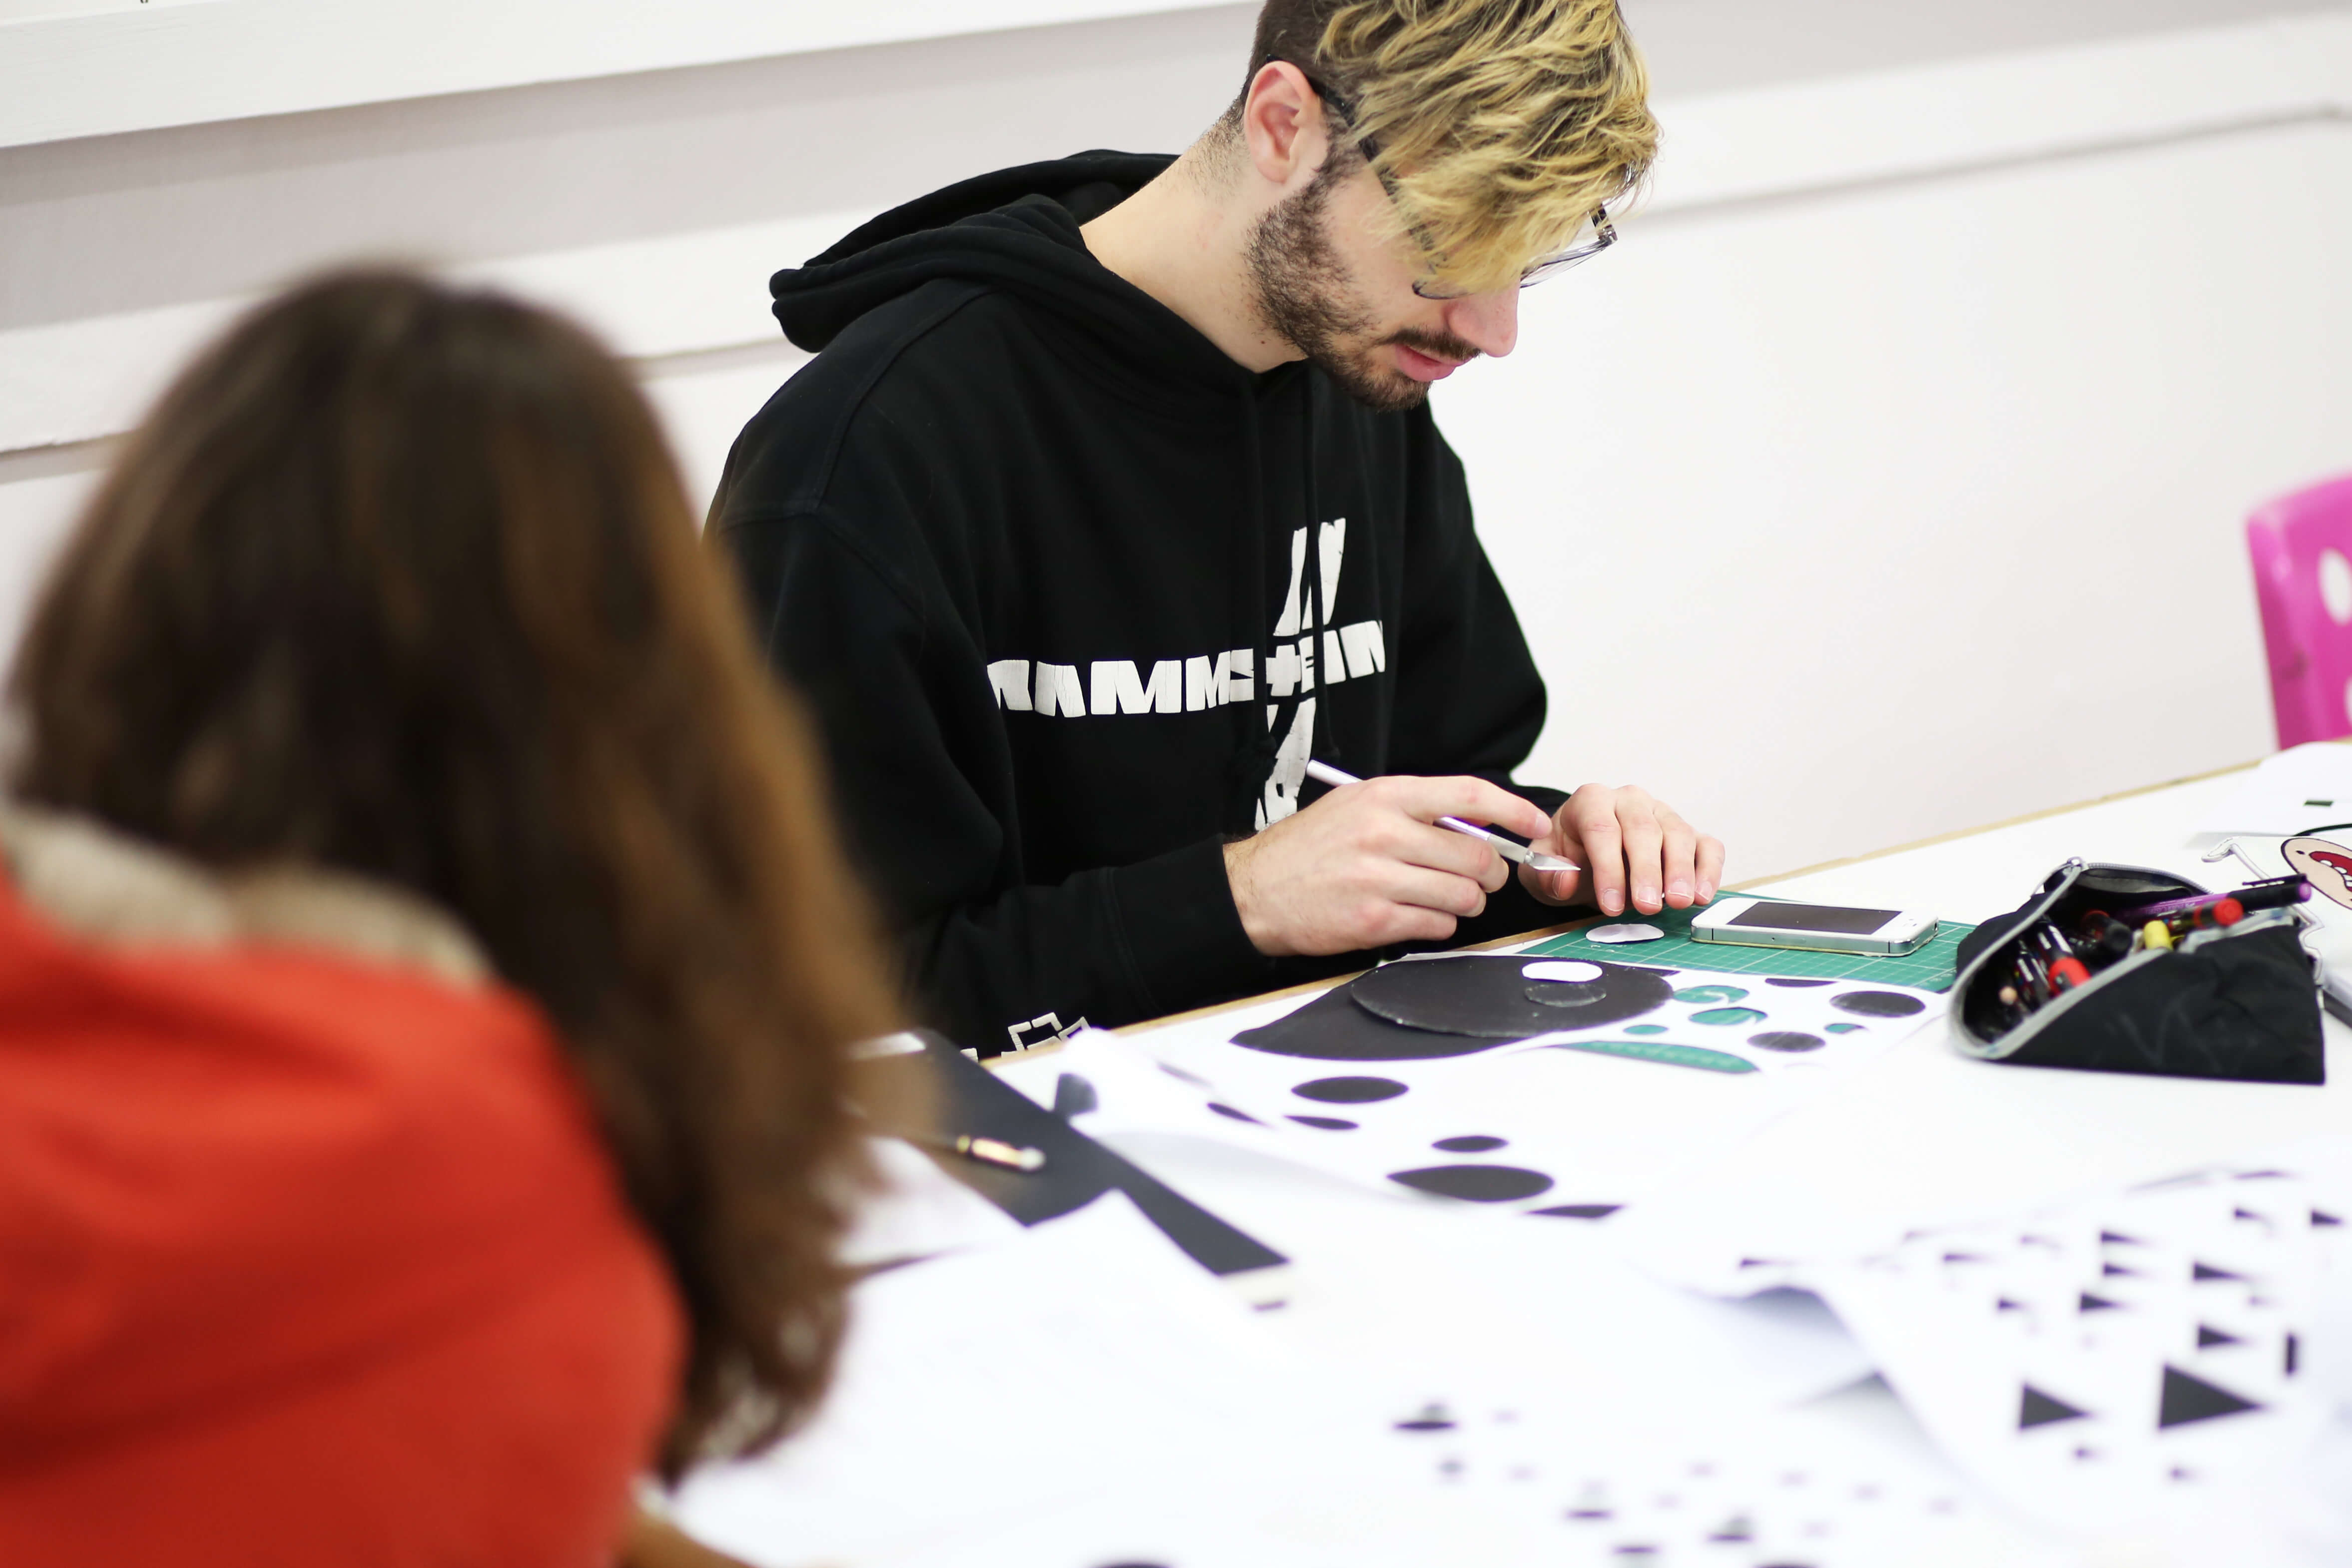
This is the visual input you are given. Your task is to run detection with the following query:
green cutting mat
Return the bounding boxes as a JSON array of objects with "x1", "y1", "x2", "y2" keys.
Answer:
[{"x1": 1519, "y1": 893, "x2": 1973, "y2": 993}]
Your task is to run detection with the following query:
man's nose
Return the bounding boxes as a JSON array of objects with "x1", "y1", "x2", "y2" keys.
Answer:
[{"x1": 1445, "y1": 286, "x2": 1519, "y2": 360}]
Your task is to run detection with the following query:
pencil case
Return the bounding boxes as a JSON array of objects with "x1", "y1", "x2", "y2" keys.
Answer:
[{"x1": 1949, "y1": 859, "x2": 2324, "y2": 1084}]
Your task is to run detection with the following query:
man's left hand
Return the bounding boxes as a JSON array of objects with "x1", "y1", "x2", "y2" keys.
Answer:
[{"x1": 1518, "y1": 784, "x2": 1724, "y2": 917}]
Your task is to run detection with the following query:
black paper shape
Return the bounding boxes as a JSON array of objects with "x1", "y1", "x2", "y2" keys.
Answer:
[
  {"x1": 2020, "y1": 1385, "x2": 2091, "y2": 1429},
  {"x1": 1349, "y1": 956, "x2": 1674, "y2": 1039},
  {"x1": 1830, "y1": 990, "x2": 1927, "y2": 1018},
  {"x1": 1387, "y1": 1164, "x2": 1555, "y2": 1202},
  {"x1": 1293, "y1": 1074, "x2": 1408, "y2": 1102},
  {"x1": 2158, "y1": 1365, "x2": 2263, "y2": 1428},
  {"x1": 1052, "y1": 1072, "x2": 1099, "y2": 1118},
  {"x1": 1236, "y1": 984, "x2": 1510, "y2": 1060},
  {"x1": 862, "y1": 1033, "x2": 1285, "y2": 1279}
]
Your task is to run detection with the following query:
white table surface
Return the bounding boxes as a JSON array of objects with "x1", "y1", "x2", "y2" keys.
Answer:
[
  {"x1": 678, "y1": 767, "x2": 2352, "y2": 1568},
  {"x1": 1096, "y1": 765, "x2": 2352, "y2": 1567},
  {"x1": 1723, "y1": 768, "x2": 2352, "y2": 1223}
]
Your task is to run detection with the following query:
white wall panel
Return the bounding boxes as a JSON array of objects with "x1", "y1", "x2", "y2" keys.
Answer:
[
  {"x1": 0, "y1": 4, "x2": 1257, "y2": 450},
  {"x1": 1621, "y1": 0, "x2": 2352, "y2": 97},
  {"x1": 2, "y1": 2, "x2": 2349, "y2": 885},
  {"x1": 0, "y1": 0, "x2": 1241, "y2": 150},
  {"x1": 639, "y1": 346, "x2": 811, "y2": 520},
  {"x1": 0, "y1": 453, "x2": 98, "y2": 670},
  {"x1": 1446, "y1": 121, "x2": 2352, "y2": 879}
]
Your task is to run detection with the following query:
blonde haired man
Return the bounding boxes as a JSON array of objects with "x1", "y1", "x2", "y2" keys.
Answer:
[{"x1": 715, "y1": 0, "x2": 1726, "y2": 1051}]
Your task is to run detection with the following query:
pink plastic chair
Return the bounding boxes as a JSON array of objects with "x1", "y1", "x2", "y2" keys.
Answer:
[{"x1": 2249, "y1": 473, "x2": 2352, "y2": 747}]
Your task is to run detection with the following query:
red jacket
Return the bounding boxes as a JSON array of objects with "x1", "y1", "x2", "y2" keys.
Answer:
[{"x1": 0, "y1": 854, "x2": 681, "y2": 1567}]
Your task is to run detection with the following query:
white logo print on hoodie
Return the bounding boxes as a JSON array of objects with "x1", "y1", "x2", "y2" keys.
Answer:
[{"x1": 982, "y1": 516, "x2": 1387, "y2": 829}]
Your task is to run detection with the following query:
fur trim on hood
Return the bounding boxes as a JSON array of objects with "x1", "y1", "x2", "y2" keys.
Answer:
[{"x1": 0, "y1": 801, "x2": 489, "y2": 989}]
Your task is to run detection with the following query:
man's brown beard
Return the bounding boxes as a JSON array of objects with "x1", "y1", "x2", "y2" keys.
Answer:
[{"x1": 1244, "y1": 163, "x2": 1481, "y2": 414}]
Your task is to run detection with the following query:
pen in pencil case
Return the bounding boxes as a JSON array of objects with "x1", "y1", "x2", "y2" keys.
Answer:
[
  {"x1": 1302, "y1": 760, "x2": 1579, "y2": 873},
  {"x1": 2108, "y1": 879, "x2": 2307, "y2": 926}
]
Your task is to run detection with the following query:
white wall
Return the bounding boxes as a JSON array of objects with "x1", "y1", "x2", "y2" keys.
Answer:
[
  {"x1": 1452, "y1": 119, "x2": 2352, "y2": 877},
  {"x1": 3, "y1": 1, "x2": 2350, "y2": 883}
]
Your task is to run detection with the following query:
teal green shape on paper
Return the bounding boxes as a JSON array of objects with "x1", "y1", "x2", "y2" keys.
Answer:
[
  {"x1": 1547, "y1": 1039, "x2": 1758, "y2": 1074},
  {"x1": 1825, "y1": 1023, "x2": 1864, "y2": 1034},
  {"x1": 1690, "y1": 1007, "x2": 1768, "y2": 1027},
  {"x1": 1673, "y1": 984, "x2": 1751, "y2": 1006},
  {"x1": 1624, "y1": 1024, "x2": 1669, "y2": 1036},
  {"x1": 1516, "y1": 896, "x2": 1973, "y2": 994}
]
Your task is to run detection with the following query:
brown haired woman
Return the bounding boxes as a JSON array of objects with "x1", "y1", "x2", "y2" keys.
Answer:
[{"x1": 0, "y1": 269, "x2": 897, "y2": 1567}]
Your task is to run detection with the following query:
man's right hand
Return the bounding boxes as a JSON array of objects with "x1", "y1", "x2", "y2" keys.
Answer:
[{"x1": 1222, "y1": 773, "x2": 1557, "y2": 957}]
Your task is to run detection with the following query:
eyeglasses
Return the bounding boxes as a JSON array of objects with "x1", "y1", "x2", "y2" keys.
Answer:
[
  {"x1": 1411, "y1": 206, "x2": 1616, "y2": 300},
  {"x1": 1278, "y1": 58, "x2": 1618, "y2": 300}
]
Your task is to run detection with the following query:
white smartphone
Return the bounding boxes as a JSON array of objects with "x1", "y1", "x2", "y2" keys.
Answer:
[{"x1": 1689, "y1": 897, "x2": 1938, "y2": 956}]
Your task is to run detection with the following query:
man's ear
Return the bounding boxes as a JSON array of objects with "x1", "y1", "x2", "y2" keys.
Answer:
[{"x1": 1240, "y1": 61, "x2": 1331, "y2": 193}]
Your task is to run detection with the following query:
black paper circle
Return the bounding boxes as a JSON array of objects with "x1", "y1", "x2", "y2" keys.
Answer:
[
  {"x1": 1524, "y1": 980, "x2": 1609, "y2": 1009},
  {"x1": 1830, "y1": 990, "x2": 1927, "y2": 1018},
  {"x1": 1388, "y1": 1163, "x2": 1555, "y2": 1202},
  {"x1": 1351, "y1": 956, "x2": 1673, "y2": 1039},
  {"x1": 1293, "y1": 1075, "x2": 1408, "y2": 1103},
  {"x1": 1237, "y1": 985, "x2": 1516, "y2": 1060},
  {"x1": 1747, "y1": 1031, "x2": 1825, "y2": 1052}
]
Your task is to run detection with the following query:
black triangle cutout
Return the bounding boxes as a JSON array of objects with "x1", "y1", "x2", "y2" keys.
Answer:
[
  {"x1": 2196, "y1": 1324, "x2": 2239, "y2": 1349},
  {"x1": 2019, "y1": 1385, "x2": 2091, "y2": 1429},
  {"x1": 2079, "y1": 1291, "x2": 2124, "y2": 1312},
  {"x1": 2315, "y1": 1210, "x2": 2343, "y2": 1228},
  {"x1": 2192, "y1": 1262, "x2": 2244, "y2": 1282},
  {"x1": 2158, "y1": 1365, "x2": 2263, "y2": 1428},
  {"x1": 2099, "y1": 1229, "x2": 2143, "y2": 1245}
]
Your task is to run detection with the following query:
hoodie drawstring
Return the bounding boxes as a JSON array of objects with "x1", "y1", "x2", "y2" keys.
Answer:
[{"x1": 1230, "y1": 393, "x2": 1277, "y2": 835}]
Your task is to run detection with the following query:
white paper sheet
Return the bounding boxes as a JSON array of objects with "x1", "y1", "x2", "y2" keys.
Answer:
[
  {"x1": 835, "y1": 1135, "x2": 1026, "y2": 1270},
  {"x1": 670, "y1": 1191, "x2": 1455, "y2": 1568},
  {"x1": 1631, "y1": 1136, "x2": 2352, "y2": 1538},
  {"x1": 1002, "y1": 1111, "x2": 1882, "y2": 1426},
  {"x1": 1031, "y1": 960, "x2": 1944, "y2": 1217},
  {"x1": 2197, "y1": 744, "x2": 2352, "y2": 836},
  {"x1": 1374, "y1": 1375, "x2": 2067, "y2": 1568}
]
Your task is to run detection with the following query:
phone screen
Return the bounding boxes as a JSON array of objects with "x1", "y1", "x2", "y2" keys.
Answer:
[{"x1": 1728, "y1": 901, "x2": 1899, "y2": 936}]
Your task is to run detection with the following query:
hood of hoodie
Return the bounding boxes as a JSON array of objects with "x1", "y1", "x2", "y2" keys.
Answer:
[
  {"x1": 768, "y1": 150, "x2": 1338, "y2": 808},
  {"x1": 769, "y1": 151, "x2": 1265, "y2": 400}
]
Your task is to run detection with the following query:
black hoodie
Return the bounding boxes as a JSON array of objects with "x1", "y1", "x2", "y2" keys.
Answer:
[{"x1": 712, "y1": 151, "x2": 1568, "y2": 1052}]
